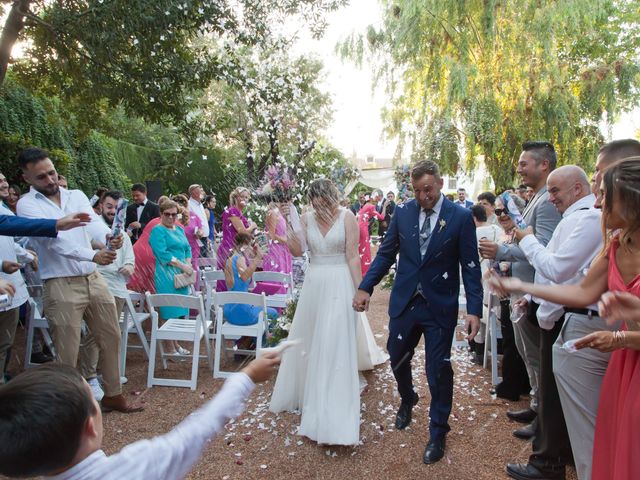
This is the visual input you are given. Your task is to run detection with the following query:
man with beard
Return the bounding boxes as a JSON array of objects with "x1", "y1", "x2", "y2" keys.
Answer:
[
  {"x1": 17, "y1": 148, "x2": 141, "y2": 413},
  {"x1": 78, "y1": 191, "x2": 135, "y2": 399}
]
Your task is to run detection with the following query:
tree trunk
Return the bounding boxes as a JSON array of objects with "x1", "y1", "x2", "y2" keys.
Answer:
[{"x1": 0, "y1": 0, "x2": 31, "y2": 85}]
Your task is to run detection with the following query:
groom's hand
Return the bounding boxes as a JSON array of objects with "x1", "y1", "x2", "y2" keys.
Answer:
[
  {"x1": 352, "y1": 289, "x2": 370, "y2": 312},
  {"x1": 465, "y1": 314, "x2": 480, "y2": 342}
]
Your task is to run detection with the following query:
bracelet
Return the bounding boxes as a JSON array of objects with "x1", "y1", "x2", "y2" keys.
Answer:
[{"x1": 613, "y1": 330, "x2": 627, "y2": 349}]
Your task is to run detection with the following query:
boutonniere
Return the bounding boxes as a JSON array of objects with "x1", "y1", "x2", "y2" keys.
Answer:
[{"x1": 438, "y1": 219, "x2": 446, "y2": 232}]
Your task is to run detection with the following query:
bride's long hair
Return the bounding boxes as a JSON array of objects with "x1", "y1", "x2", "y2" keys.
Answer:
[{"x1": 307, "y1": 179, "x2": 341, "y2": 222}]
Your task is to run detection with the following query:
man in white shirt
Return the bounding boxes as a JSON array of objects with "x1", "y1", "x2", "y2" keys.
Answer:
[
  {"x1": 506, "y1": 166, "x2": 601, "y2": 480},
  {"x1": 78, "y1": 191, "x2": 135, "y2": 398},
  {"x1": 0, "y1": 354, "x2": 280, "y2": 479},
  {"x1": 455, "y1": 188, "x2": 473, "y2": 208},
  {"x1": 188, "y1": 184, "x2": 209, "y2": 255},
  {"x1": 16, "y1": 148, "x2": 141, "y2": 413}
]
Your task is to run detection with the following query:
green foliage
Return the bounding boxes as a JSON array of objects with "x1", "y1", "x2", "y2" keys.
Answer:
[{"x1": 342, "y1": 0, "x2": 640, "y2": 190}]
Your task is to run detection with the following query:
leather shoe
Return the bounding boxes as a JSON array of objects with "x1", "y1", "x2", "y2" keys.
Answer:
[
  {"x1": 30, "y1": 351, "x2": 54, "y2": 364},
  {"x1": 101, "y1": 394, "x2": 144, "y2": 413},
  {"x1": 507, "y1": 408, "x2": 536, "y2": 424},
  {"x1": 506, "y1": 462, "x2": 565, "y2": 480},
  {"x1": 513, "y1": 421, "x2": 536, "y2": 440},
  {"x1": 423, "y1": 437, "x2": 446, "y2": 464},
  {"x1": 395, "y1": 392, "x2": 419, "y2": 430}
]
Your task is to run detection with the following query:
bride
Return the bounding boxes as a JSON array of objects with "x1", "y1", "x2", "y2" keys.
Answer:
[{"x1": 269, "y1": 179, "x2": 386, "y2": 445}]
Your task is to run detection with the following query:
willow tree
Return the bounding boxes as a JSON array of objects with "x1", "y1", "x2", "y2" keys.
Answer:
[{"x1": 340, "y1": 0, "x2": 640, "y2": 189}]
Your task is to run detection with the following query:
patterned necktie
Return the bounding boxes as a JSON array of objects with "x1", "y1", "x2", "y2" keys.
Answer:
[{"x1": 419, "y1": 208, "x2": 434, "y2": 258}]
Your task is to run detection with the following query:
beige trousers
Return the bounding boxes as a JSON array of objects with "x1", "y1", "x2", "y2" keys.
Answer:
[
  {"x1": 79, "y1": 296, "x2": 126, "y2": 381},
  {"x1": 0, "y1": 307, "x2": 20, "y2": 384},
  {"x1": 43, "y1": 272, "x2": 122, "y2": 396}
]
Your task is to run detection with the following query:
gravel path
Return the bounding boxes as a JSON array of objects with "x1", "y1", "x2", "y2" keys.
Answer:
[{"x1": 7, "y1": 284, "x2": 577, "y2": 480}]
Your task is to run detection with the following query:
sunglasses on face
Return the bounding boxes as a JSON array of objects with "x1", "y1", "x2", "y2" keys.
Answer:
[
  {"x1": 162, "y1": 212, "x2": 178, "y2": 218},
  {"x1": 495, "y1": 208, "x2": 509, "y2": 217}
]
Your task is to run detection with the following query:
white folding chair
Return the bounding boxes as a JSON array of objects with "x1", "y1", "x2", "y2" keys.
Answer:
[
  {"x1": 197, "y1": 256, "x2": 216, "y2": 271},
  {"x1": 24, "y1": 297, "x2": 57, "y2": 368},
  {"x1": 483, "y1": 293, "x2": 503, "y2": 386},
  {"x1": 119, "y1": 292, "x2": 152, "y2": 377},
  {"x1": 212, "y1": 292, "x2": 268, "y2": 379},
  {"x1": 202, "y1": 270, "x2": 227, "y2": 324},
  {"x1": 252, "y1": 271, "x2": 294, "y2": 308},
  {"x1": 145, "y1": 293, "x2": 213, "y2": 390}
]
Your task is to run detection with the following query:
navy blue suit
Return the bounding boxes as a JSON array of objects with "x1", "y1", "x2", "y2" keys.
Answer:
[
  {"x1": 359, "y1": 196, "x2": 482, "y2": 439},
  {"x1": 0, "y1": 215, "x2": 57, "y2": 238}
]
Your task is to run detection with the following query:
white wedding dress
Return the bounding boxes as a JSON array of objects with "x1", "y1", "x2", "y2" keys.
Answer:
[{"x1": 269, "y1": 208, "x2": 387, "y2": 445}]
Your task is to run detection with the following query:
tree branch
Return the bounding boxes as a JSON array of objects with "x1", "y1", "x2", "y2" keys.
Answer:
[{"x1": 0, "y1": 0, "x2": 31, "y2": 84}]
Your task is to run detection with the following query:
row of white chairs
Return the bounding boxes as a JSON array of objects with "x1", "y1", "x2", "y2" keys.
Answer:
[{"x1": 24, "y1": 269, "x2": 294, "y2": 391}]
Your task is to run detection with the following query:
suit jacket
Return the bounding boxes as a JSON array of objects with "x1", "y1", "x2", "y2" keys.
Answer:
[
  {"x1": 360, "y1": 197, "x2": 483, "y2": 322},
  {"x1": 125, "y1": 200, "x2": 160, "y2": 243},
  {"x1": 0, "y1": 215, "x2": 57, "y2": 238},
  {"x1": 383, "y1": 200, "x2": 396, "y2": 224},
  {"x1": 495, "y1": 187, "x2": 561, "y2": 282},
  {"x1": 455, "y1": 199, "x2": 473, "y2": 208}
]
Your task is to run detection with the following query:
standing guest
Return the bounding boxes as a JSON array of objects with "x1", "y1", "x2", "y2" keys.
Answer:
[
  {"x1": 90, "y1": 187, "x2": 108, "y2": 216},
  {"x1": 526, "y1": 186, "x2": 535, "y2": 203},
  {"x1": 5, "y1": 185, "x2": 20, "y2": 214},
  {"x1": 125, "y1": 183, "x2": 160, "y2": 245},
  {"x1": 477, "y1": 191, "x2": 500, "y2": 226},
  {"x1": 455, "y1": 188, "x2": 473, "y2": 208},
  {"x1": 78, "y1": 191, "x2": 135, "y2": 398},
  {"x1": 57, "y1": 175, "x2": 68, "y2": 189},
  {"x1": 127, "y1": 196, "x2": 169, "y2": 295},
  {"x1": 0, "y1": 356, "x2": 280, "y2": 480},
  {"x1": 16, "y1": 147, "x2": 140, "y2": 413},
  {"x1": 203, "y1": 194, "x2": 217, "y2": 254},
  {"x1": 503, "y1": 166, "x2": 600, "y2": 480},
  {"x1": 517, "y1": 184, "x2": 528, "y2": 204},
  {"x1": 350, "y1": 192, "x2": 366, "y2": 215},
  {"x1": 353, "y1": 161, "x2": 483, "y2": 464},
  {"x1": 357, "y1": 193, "x2": 385, "y2": 276},
  {"x1": 256, "y1": 200, "x2": 293, "y2": 295},
  {"x1": 488, "y1": 157, "x2": 640, "y2": 480},
  {"x1": 187, "y1": 184, "x2": 209, "y2": 257},
  {"x1": 378, "y1": 191, "x2": 396, "y2": 239},
  {"x1": 369, "y1": 190, "x2": 383, "y2": 235},
  {"x1": 149, "y1": 200, "x2": 193, "y2": 356},
  {"x1": 479, "y1": 141, "x2": 562, "y2": 441},
  {"x1": 173, "y1": 194, "x2": 203, "y2": 290},
  {"x1": 216, "y1": 187, "x2": 257, "y2": 291}
]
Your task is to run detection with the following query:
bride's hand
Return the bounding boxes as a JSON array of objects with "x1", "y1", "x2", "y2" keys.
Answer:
[
  {"x1": 484, "y1": 270, "x2": 523, "y2": 296},
  {"x1": 352, "y1": 289, "x2": 370, "y2": 312}
]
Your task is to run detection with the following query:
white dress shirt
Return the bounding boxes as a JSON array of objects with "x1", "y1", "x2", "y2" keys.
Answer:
[
  {"x1": 188, "y1": 197, "x2": 209, "y2": 238},
  {"x1": 96, "y1": 217, "x2": 135, "y2": 299},
  {"x1": 136, "y1": 199, "x2": 147, "y2": 222},
  {"x1": 0, "y1": 235, "x2": 29, "y2": 312},
  {"x1": 16, "y1": 187, "x2": 110, "y2": 280},
  {"x1": 418, "y1": 194, "x2": 444, "y2": 233},
  {"x1": 45, "y1": 373, "x2": 255, "y2": 480},
  {"x1": 519, "y1": 194, "x2": 602, "y2": 329}
]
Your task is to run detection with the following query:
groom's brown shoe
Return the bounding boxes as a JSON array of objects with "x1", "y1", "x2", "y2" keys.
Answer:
[{"x1": 395, "y1": 392, "x2": 419, "y2": 430}]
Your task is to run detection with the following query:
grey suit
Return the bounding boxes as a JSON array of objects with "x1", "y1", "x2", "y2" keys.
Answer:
[{"x1": 495, "y1": 187, "x2": 561, "y2": 411}]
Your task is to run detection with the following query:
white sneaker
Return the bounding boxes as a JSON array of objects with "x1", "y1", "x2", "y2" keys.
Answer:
[{"x1": 88, "y1": 377, "x2": 104, "y2": 402}]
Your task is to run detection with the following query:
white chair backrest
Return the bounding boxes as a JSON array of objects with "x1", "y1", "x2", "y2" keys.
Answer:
[
  {"x1": 252, "y1": 271, "x2": 293, "y2": 293},
  {"x1": 145, "y1": 292, "x2": 205, "y2": 312},
  {"x1": 213, "y1": 291, "x2": 267, "y2": 308},
  {"x1": 203, "y1": 270, "x2": 226, "y2": 285},
  {"x1": 197, "y1": 257, "x2": 216, "y2": 269}
]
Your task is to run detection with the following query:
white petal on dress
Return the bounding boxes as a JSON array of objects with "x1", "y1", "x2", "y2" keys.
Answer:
[{"x1": 270, "y1": 208, "x2": 380, "y2": 446}]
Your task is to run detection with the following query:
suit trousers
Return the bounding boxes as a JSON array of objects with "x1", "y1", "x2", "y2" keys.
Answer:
[
  {"x1": 512, "y1": 298, "x2": 541, "y2": 411},
  {"x1": 0, "y1": 307, "x2": 19, "y2": 383},
  {"x1": 79, "y1": 296, "x2": 126, "y2": 381},
  {"x1": 529, "y1": 316, "x2": 573, "y2": 473},
  {"x1": 387, "y1": 295, "x2": 456, "y2": 440},
  {"x1": 43, "y1": 272, "x2": 122, "y2": 396},
  {"x1": 553, "y1": 313, "x2": 614, "y2": 480}
]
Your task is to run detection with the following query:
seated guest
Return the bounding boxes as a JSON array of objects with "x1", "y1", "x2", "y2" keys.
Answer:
[
  {"x1": 224, "y1": 233, "x2": 278, "y2": 327},
  {"x1": 0, "y1": 356, "x2": 280, "y2": 479}
]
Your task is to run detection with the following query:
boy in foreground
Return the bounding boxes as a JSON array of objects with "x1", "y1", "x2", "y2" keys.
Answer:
[{"x1": 0, "y1": 354, "x2": 280, "y2": 479}]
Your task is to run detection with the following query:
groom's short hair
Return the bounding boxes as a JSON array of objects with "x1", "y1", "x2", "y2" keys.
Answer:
[{"x1": 411, "y1": 160, "x2": 441, "y2": 180}]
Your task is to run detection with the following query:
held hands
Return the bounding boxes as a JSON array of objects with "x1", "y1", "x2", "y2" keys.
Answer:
[
  {"x1": 242, "y1": 352, "x2": 281, "y2": 383},
  {"x1": 0, "y1": 279, "x2": 16, "y2": 297},
  {"x1": 352, "y1": 289, "x2": 370, "y2": 312},
  {"x1": 478, "y1": 239, "x2": 499, "y2": 260},
  {"x1": 598, "y1": 291, "x2": 640, "y2": 327},
  {"x1": 465, "y1": 314, "x2": 480, "y2": 342},
  {"x1": 56, "y1": 212, "x2": 91, "y2": 231}
]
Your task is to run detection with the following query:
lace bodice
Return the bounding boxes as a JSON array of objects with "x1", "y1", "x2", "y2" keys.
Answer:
[{"x1": 306, "y1": 208, "x2": 346, "y2": 258}]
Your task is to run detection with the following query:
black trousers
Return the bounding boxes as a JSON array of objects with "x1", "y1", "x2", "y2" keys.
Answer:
[
  {"x1": 496, "y1": 299, "x2": 531, "y2": 399},
  {"x1": 529, "y1": 316, "x2": 573, "y2": 472}
]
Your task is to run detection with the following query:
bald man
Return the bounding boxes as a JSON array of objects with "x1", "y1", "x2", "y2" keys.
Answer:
[{"x1": 506, "y1": 165, "x2": 605, "y2": 480}]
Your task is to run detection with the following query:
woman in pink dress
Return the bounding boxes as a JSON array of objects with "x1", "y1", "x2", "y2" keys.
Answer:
[
  {"x1": 216, "y1": 187, "x2": 258, "y2": 291},
  {"x1": 489, "y1": 158, "x2": 640, "y2": 480},
  {"x1": 254, "y1": 202, "x2": 293, "y2": 295},
  {"x1": 173, "y1": 194, "x2": 204, "y2": 290},
  {"x1": 356, "y1": 194, "x2": 384, "y2": 276}
]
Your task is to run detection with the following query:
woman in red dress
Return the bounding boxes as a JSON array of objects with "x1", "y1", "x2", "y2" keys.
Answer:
[
  {"x1": 356, "y1": 193, "x2": 384, "y2": 276},
  {"x1": 489, "y1": 158, "x2": 640, "y2": 480}
]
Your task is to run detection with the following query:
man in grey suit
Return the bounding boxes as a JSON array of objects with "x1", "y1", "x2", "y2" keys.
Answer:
[{"x1": 479, "y1": 141, "x2": 561, "y2": 439}]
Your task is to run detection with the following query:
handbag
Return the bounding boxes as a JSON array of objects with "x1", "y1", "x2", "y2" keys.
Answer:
[{"x1": 174, "y1": 270, "x2": 196, "y2": 289}]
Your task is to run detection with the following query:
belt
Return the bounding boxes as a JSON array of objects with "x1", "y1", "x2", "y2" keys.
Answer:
[{"x1": 565, "y1": 307, "x2": 599, "y2": 318}]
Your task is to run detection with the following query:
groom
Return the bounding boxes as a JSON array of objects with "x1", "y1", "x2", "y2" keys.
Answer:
[{"x1": 353, "y1": 160, "x2": 482, "y2": 464}]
